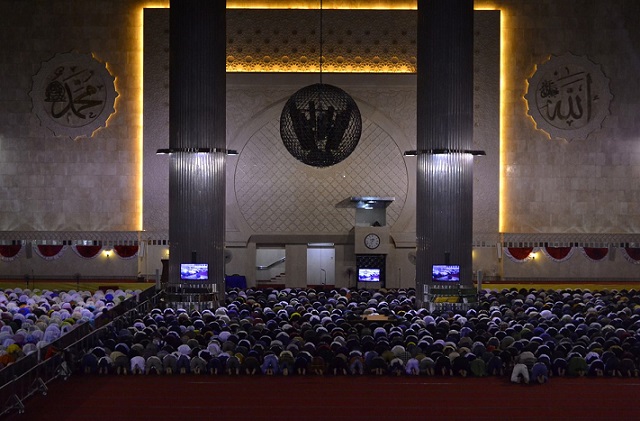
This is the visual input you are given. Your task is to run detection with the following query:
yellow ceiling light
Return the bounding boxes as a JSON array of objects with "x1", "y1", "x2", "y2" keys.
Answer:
[
  {"x1": 475, "y1": 2, "x2": 507, "y2": 233},
  {"x1": 227, "y1": 0, "x2": 416, "y2": 9},
  {"x1": 498, "y1": 6, "x2": 507, "y2": 234},
  {"x1": 136, "y1": 2, "x2": 170, "y2": 231}
]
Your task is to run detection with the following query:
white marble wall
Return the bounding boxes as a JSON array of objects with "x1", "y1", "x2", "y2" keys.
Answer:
[
  {"x1": 0, "y1": 0, "x2": 142, "y2": 232},
  {"x1": 0, "y1": 1, "x2": 638, "y2": 283}
]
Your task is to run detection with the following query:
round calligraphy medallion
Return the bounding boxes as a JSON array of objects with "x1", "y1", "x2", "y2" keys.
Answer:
[
  {"x1": 30, "y1": 52, "x2": 118, "y2": 139},
  {"x1": 525, "y1": 53, "x2": 612, "y2": 142}
]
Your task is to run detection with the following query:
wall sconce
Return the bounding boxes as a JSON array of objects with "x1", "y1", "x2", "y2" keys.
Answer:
[
  {"x1": 104, "y1": 248, "x2": 112, "y2": 258},
  {"x1": 403, "y1": 149, "x2": 486, "y2": 156},
  {"x1": 156, "y1": 147, "x2": 238, "y2": 155},
  {"x1": 528, "y1": 252, "x2": 537, "y2": 260}
]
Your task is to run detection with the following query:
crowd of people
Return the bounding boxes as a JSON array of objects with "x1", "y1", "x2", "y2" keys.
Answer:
[
  {"x1": 67, "y1": 286, "x2": 640, "y2": 382},
  {"x1": 0, "y1": 287, "x2": 140, "y2": 368},
  {"x1": 3, "y1": 285, "x2": 640, "y2": 382}
]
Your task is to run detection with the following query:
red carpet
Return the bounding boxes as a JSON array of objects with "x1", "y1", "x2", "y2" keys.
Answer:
[{"x1": 6, "y1": 375, "x2": 640, "y2": 420}]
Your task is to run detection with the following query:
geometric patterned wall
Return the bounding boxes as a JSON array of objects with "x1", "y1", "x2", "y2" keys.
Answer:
[{"x1": 235, "y1": 115, "x2": 408, "y2": 233}]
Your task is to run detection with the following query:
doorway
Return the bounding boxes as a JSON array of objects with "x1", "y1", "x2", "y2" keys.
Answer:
[{"x1": 307, "y1": 246, "x2": 335, "y2": 287}]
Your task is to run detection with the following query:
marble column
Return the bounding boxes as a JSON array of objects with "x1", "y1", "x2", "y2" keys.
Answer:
[
  {"x1": 416, "y1": 0, "x2": 475, "y2": 300},
  {"x1": 167, "y1": 0, "x2": 226, "y2": 305}
]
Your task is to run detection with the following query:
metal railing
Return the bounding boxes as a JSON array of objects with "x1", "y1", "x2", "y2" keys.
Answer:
[
  {"x1": 0, "y1": 287, "x2": 162, "y2": 417},
  {"x1": 255, "y1": 256, "x2": 286, "y2": 270}
]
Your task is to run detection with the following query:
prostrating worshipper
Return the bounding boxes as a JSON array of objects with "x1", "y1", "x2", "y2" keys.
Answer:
[
  {"x1": 419, "y1": 355, "x2": 435, "y2": 376},
  {"x1": 225, "y1": 354, "x2": 242, "y2": 376},
  {"x1": 567, "y1": 354, "x2": 588, "y2": 377},
  {"x1": 329, "y1": 352, "x2": 349, "y2": 376},
  {"x1": 511, "y1": 351, "x2": 536, "y2": 384},
  {"x1": 531, "y1": 361, "x2": 549, "y2": 384},
  {"x1": 434, "y1": 354, "x2": 452, "y2": 376},
  {"x1": 190, "y1": 352, "x2": 208, "y2": 375},
  {"x1": 469, "y1": 355, "x2": 487, "y2": 377},
  {"x1": 510, "y1": 362, "x2": 530, "y2": 384},
  {"x1": 261, "y1": 351, "x2": 280, "y2": 376},
  {"x1": 145, "y1": 355, "x2": 163, "y2": 374},
  {"x1": 81, "y1": 351, "x2": 99, "y2": 374},
  {"x1": 452, "y1": 354, "x2": 471, "y2": 377},
  {"x1": 130, "y1": 355, "x2": 146, "y2": 375},
  {"x1": 243, "y1": 354, "x2": 261, "y2": 375},
  {"x1": 278, "y1": 350, "x2": 295, "y2": 376},
  {"x1": 405, "y1": 357, "x2": 420, "y2": 376},
  {"x1": 311, "y1": 354, "x2": 327, "y2": 376},
  {"x1": 294, "y1": 351, "x2": 311, "y2": 375},
  {"x1": 389, "y1": 357, "x2": 405, "y2": 376},
  {"x1": 111, "y1": 348, "x2": 129, "y2": 375},
  {"x1": 163, "y1": 352, "x2": 178, "y2": 375},
  {"x1": 369, "y1": 354, "x2": 388, "y2": 376},
  {"x1": 349, "y1": 350, "x2": 365, "y2": 375},
  {"x1": 587, "y1": 357, "x2": 604, "y2": 377}
]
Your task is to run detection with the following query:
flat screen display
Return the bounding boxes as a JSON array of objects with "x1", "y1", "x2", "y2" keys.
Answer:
[
  {"x1": 358, "y1": 268, "x2": 380, "y2": 282},
  {"x1": 180, "y1": 263, "x2": 209, "y2": 280},
  {"x1": 432, "y1": 264, "x2": 460, "y2": 282}
]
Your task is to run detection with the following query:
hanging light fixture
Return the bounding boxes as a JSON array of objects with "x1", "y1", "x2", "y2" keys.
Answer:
[{"x1": 280, "y1": 0, "x2": 362, "y2": 168}]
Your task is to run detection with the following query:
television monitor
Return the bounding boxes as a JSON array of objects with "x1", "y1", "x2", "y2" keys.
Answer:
[
  {"x1": 358, "y1": 268, "x2": 380, "y2": 282},
  {"x1": 180, "y1": 263, "x2": 209, "y2": 280},
  {"x1": 432, "y1": 264, "x2": 460, "y2": 282}
]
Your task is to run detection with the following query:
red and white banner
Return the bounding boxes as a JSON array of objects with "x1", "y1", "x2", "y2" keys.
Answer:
[
  {"x1": 504, "y1": 247, "x2": 536, "y2": 262},
  {"x1": 622, "y1": 247, "x2": 640, "y2": 264},
  {"x1": 581, "y1": 247, "x2": 608, "y2": 261},
  {"x1": 114, "y1": 245, "x2": 139, "y2": 259},
  {"x1": 542, "y1": 246, "x2": 575, "y2": 262},
  {"x1": 72, "y1": 245, "x2": 103, "y2": 259},
  {"x1": 0, "y1": 244, "x2": 22, "y2": 262},
  {"x1": 35, "y1": 244, "x2": 67, "y2": 260}
]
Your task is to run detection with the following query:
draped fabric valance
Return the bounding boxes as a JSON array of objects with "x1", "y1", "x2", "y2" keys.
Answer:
[
  {"x1": 502, "y1": 246, "x2": 640, "y2": 264},
  {"x1": 622, "y1": 247, "x2": 640, "y2": 264},
  {"x1": 72, "y1": 245, "x2": 103, "y2": 259},
  {"x1": 582, "y1": 247, "x2": 609, "y2": 261},
  {"x1": 505, "y1": 247, "x2": 535, "y2": 262},
  {"x1": 35, "y1": 244, "x2": 67, "y2": 260},
  {"x1": 114, "y1": 245, "x2": 138, "y2": 259},
  {"x1": 542, "y1": 246, "x2": 574, "y2": 262},
  {"x1": 0, "y1": 244, "x2": 22, "y2": 261}
]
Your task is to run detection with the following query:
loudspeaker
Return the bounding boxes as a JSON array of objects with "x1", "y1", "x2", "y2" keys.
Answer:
[
  {"x1": 191, "y1": 251, "x2": 197, "y2": 263},
  {"x1": 444, "y1": 251, "x2": 450, "y2": 265},
  {"x1": 496, "y1": 243, "x2": 502, "y2": 260},
  {"x1": 608, "y1": 245, "x2": 616, "y2": 261},
  {"x1": 26, "y1": 242, "x2": 32, "y2": 259}
]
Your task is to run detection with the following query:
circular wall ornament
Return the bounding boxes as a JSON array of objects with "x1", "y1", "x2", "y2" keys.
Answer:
[
  {"x1": 280, "y1": 83, "x2": 362, "y2": 167},
  {"x1": 30, "y1": 52, "x2": 118, "y2": 139},
  {"x1": 525, "y1": 53, "x2": 612, "y2": 142}
]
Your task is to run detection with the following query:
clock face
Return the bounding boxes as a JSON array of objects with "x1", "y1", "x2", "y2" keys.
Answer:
[{"x1": 364, "y1": 233, "x2": 381, "y2": 249}]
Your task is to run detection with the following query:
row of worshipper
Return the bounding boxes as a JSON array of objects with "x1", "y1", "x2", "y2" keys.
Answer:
[
  {"x1": 78, "y1": 286, "x2": 640, "y2": 377},
  {"x1": 0, "y1": 287, "x2": 141, "y2": 369},
  {"x1": 483, "y1": 287, "x2": 640, "y2": 383}
]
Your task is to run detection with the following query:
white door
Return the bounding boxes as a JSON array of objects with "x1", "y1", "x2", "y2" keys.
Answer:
[{"x1": 306, "y1": 247, "x2": 335, "y2": 286}]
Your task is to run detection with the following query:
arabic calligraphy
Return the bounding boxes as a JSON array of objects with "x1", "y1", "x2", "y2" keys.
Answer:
[
  {"x1": 525, "y1": 53, "x2": 612, "y2": 142},
  {"x1": 44, "y1": 65, "x2": 105, "y2": 127},
  {"x1": 30, "y1": 52, "x2": 118, "y2": 139},
  {"x1": 536, "y1": 67, "x2": 593, "y2": 129}
]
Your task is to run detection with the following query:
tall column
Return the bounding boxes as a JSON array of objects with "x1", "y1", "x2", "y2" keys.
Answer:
[
  {"x1": 416, "y1": 0, "x2": 474, "y2": 301},
  {"x1": 167, "y1": 0, "x2": 226, "y2": 305}
]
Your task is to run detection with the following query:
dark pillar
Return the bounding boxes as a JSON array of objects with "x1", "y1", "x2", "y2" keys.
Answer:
[
  {"x1": 167, "y1": 0, "x2": 226, "y2": 308},
  {"x1": 416, "y1": 0, "x2": 475, "y2": 304}
]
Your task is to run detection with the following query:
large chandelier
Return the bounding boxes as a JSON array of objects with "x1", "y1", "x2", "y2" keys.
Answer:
[
  {"x1": 280, "y1": 83, "x2": 361, "y2": 167},
  {"x1": 279, "y1": 0, "x2": 362, "y2": 168}
]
